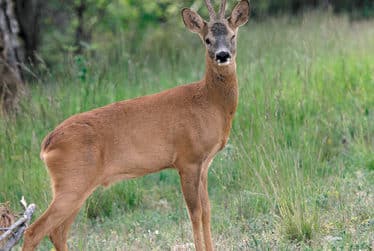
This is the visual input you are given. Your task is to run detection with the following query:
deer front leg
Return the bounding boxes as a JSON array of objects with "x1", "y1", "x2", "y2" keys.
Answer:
[
  {"x1": 179, "y1": 164, "x2": 204, "y2": 251},
  {"x1": 200, "y1": 160, "x2": 214, "y2": 251}
]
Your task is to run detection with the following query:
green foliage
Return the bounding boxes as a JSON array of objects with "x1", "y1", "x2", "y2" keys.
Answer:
[
  {"x1": 37, "y1": 1, "x2": 374, "y2": 66},
  {"x1": 75, "y1": 55, "x2": 88, "y2": 82},
  {"x1": 252, "y1": 0, "x2": 374, "y2": 18},
  {"x1": 1, "y1": 12, "x2": 374, "y2": 249},
  {"x1": 86, "y1": 181, "x2": 142, "y2": 218}
]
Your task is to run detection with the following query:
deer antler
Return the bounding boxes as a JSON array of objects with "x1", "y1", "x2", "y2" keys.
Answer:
[
  {"x1": 218, "y1": 0, "x2": 227, "y2": 18},
  {"x1": 204, "y1": 0, "x2": 216, "y2": 19}
]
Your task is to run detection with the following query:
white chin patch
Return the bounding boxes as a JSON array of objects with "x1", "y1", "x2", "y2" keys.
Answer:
[{"x1": 216, "y1": 59, "x2": 231, "y2": 66}]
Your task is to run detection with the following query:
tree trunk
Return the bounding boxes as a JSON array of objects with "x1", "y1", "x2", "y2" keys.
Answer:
[
  {"x1": 75, "y1": 0, "x2": 86, "y2": 54},
  {"x1": 0, "y1": 0, "x2": 23, "y2": 115},
  {"x1": 14, "y1": 0, "x2": 42, "y2": 63}
]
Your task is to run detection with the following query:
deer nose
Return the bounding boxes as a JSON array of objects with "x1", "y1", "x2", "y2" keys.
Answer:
[{"x1": 215, "y1": 51, "x2": 231, "y2": 63}]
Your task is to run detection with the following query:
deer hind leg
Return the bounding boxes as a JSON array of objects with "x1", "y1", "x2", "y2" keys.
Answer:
[
  {"x1": 22, "y1": 184, "x2": 94, "y2": 251},
  {"x1": 22, "y1": 156, "x2": 98, "y2": 251},
  {"x1": 48, "y1": 207, "x2": 80, "y2": 251},
  {"x1": 179, "y1": 163, "x2": 204, "y2": 251},
  {"x1": 199, "y1": 159, "x2": 214, "y2": 251}
]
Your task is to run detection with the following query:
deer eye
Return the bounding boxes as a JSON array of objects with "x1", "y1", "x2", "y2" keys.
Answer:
[
  {"x1": 205, "y1": 38, "x2": 211, "y2": 45},
  {"x1": 231, "y1": 35, "x2": 236, "y2": 41}
]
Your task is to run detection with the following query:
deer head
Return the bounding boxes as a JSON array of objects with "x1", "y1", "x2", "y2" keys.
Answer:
[{"x1": 182, "y1": 0, "x2": 250, "y2": 66}]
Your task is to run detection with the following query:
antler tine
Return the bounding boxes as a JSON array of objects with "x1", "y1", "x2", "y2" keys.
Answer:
[
  {"x1": 204, "y1": 0, "x2": 216, "y2": 19},
  {"x1": 218, "y1": 0, "x2": 227, "y2": 18}
]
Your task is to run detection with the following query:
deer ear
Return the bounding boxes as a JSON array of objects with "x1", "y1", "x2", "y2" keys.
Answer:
[
  {"x1": 229, "y1": 0, "x2": 250, "y2": 28},
  {"x1": 181, "y1": 8, "x2": 206, "y2": 34}
]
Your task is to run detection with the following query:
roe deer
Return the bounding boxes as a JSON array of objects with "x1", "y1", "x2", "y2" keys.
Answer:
[{"x1": 22, "y1": 1, "x2": 250, "y2": 250}]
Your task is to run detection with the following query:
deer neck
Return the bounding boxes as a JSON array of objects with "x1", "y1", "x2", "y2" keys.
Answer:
[{"x1": 204, "y1": 53, "x2": 238, "y2": 115}]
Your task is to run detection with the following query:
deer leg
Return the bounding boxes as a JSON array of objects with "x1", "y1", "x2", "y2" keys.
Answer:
[
  {"x1": 179, "y1": 164, "x2": 204, "y2": 251},
  {"x1": 22, "y1": 185, "x2": 95, "y2": 251},
  {"x1": 48, "y1": 207, "x2": 80, "y2": 251},
  {"x1": 200, "y1": 160, "x2": 214, "y2": 251}
]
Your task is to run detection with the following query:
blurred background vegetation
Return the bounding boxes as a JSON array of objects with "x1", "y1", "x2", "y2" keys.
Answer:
[
  {"x1": 1, "y1": 0, "x2": 374, "y2": 89},
  {"x1": 4, "y1": 0, "x2": 374, "y2": 69},
  {"x1": 30, "y1": 0, "x2": 374, "y2": 65}
]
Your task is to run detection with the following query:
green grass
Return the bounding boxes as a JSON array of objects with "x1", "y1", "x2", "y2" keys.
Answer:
[{"x1": 1, "y1": 11, "x2": 373, "y2": 250}]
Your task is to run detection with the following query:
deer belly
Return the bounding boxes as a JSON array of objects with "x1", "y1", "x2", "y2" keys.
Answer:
[{"x1": 101, "y1": 144, "x2": 174, "y2": 186}]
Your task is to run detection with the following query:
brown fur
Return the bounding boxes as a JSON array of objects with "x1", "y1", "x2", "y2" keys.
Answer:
[{"x1": 22, "y1": 1, "x2": 250, "y2": 250}]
